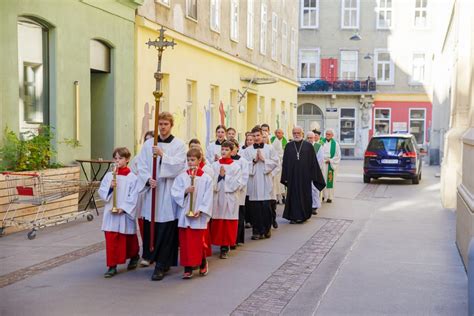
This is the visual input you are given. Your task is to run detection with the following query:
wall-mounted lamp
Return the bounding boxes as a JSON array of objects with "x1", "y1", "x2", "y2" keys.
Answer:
[
  {"x1": 350, "y1": 32, "x2": 362, "y2": 41},
  {"x1": 364, "y1": 53, "x2": 374, "y2": 60}
]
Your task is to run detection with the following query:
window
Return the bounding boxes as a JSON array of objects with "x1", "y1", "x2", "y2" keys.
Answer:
[
  {"x1": 186, "y1": 80, "x2": 195, "y2": 140},
  {"x1": 230, "y1": 0, "x2": 239, "y2": 41},
  {"x1": 411, "y1": 53, "x2": 426, "y2": 84},
  {"x1": 376, "y1": 0, "x2": 392, "y2": 29},
  {"x1": 414, "y1": 0, "x2": 428, "y2": 28},
  {"x1": 341, "y1": 0, "x2": 359, "y2": 29},
  {"x1": 210, "y1": 0, "x2": 221, "y2": 32},
  {"x1": 409, "y1": 109, "x2": 426, "y2": 144},
  {"x1": 158, "y1": 0, "x2": 170, "y2": 6},
  {"x1": 340, "y1": 50, "x2": 358, "y2": 79},
  {"x1": 374, "y1": 109, "x2": 391, "y2": 134},
  {"x1": 374, "y1": 49, "x2": 394, "y2": 84},
  {"x1": 281, "y1": 21, "x2": 288, "y2": 66},
  {"x1": 260, "y1": 3, "x2": 267, "y2": 55},
  {"x1": 247, "y1": 0, "x2": 254, "y2": 49},
  {"x1": 271, "y1": 13, "x2": 278, "y2": 60},
  {"x1": 18, "y1": 18, "x2": 49, "y2": 130},
  {"x1": 299, "y1": 49, "x2": 320, "y2": 80},
  {"x1": 301, "y1": 0, "x2": 319, "y2": 28},
  {"x1": 210, "y1": 85, "x2": 219, "y2": 129},
  {"x1": 186, "y1": 0, "x2": 198, "y2": 20},
  {"x1": 290, "y1": 28, "x2": 296, "y2": 69},
  {"x1": 340, "y1": 108, "x2": 356, "y2": 144}
]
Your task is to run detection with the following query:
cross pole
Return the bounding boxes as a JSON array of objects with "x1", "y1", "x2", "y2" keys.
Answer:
[{"x1": 146, "y1": 26, "x2": 176, "y2": 252}]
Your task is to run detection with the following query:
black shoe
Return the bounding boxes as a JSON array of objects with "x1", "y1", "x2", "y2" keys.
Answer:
[
  {"x1": 151, "y1": 267, "x2": 165, "y2": 281},
  {"x1": 245, "y1": 223, "x2": 252, "y2": 229},
  {"x1": 272, "y1": 220, "x2": 278, "y2": 229},
  {"x1": 230, "y1": 245, "x2": 237, "y2": 250},
  {"x1": 264, "y1": 231, "x2": 271, "y2": 239},
  {"x1": 220, "y1": 251, "x2": 228, "y2": 259},
  {"x1": 127, "y1": 256, "x2": 140, "y2": 270},
  {"x1": 289, "y1": 220, "x2": 296, "y2": 224},
  {"x1": 312, "y1": 208, "x2": 318, "y2": 215},
  {"x1": 104, "y1": 267, "x2": 117, "y2": 278},
  {"x1": 327, "y1": 199, "x2": 332, "y2": 203},
  {"x1": 251, "y1": 234, "x2": 261, "y2": 240}
]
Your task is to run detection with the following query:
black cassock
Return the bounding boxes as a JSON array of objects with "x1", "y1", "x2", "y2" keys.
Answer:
[{"x1": 281, "y1": 140, "x2": 326, "y2": 221}]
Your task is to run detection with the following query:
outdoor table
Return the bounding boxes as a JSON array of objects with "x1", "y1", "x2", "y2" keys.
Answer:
[{"x1": 75, "y1": 159, "x2": 114, "y2": 215}]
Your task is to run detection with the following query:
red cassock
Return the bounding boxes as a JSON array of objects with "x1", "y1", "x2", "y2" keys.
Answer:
[
  {"x1": 179, "y1": 228, "x2": 210, "y2": 266},
  {"x1": 104, "y1": 232, "x2": 139, "y2": 267},
  {"x1": 209, "y1": 219, "x2": 238, "y2": 246}
]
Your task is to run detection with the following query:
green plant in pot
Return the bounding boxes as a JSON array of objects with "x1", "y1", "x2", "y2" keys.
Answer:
[{"x1": 0, "y1": 125, "x2": 80, "y2": 172}]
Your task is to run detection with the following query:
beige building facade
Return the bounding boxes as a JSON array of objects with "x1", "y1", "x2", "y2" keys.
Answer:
[
  {"x1": 298, "y1": 0, "x2": 436, "y2": 158},
  {"x1": 431, "y1": 0, "x2": 474, "y2": 267},
  {"x1": 135, "y1": 0, "x2": 299, "y2": 149}
]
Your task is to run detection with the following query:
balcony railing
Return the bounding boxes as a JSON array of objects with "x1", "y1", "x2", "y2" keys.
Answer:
[{"x1": 298, "y1": 77, "x2": 377, "y2": 93}]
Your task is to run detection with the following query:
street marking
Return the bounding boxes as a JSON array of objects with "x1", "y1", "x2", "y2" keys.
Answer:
[
  {"x1": 0, "y1": 241, "x2": 105, "y2": 288},
  {"x1": 232, "y1": 219, "x2": 352, "y2": 316}
]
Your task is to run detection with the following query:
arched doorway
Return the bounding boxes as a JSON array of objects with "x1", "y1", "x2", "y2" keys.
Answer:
[
  {"x1": 297, "y1": 103, "x2": 324, "y2": 133},
  {"x1": 90, "y1": 39, "x2": 114, "y2": 160}
]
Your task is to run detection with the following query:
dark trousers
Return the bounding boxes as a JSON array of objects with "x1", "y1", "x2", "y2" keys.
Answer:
[
  {"x1": 236, "y1": 205, "x2": 245, "y2": 244},
  {"x1": 270, "y1": 199, "x2": 277, "y2": 223},
  {"x1": 142, "y1": 219, "x2": 179, "y2": 269},
  {"x1": 248, "y1": 200, "x2": 272, "y2": 236}
]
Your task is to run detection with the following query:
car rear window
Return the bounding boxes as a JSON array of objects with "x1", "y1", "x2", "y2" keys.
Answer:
[{"x1": 368, "y1": 137, "x2": 415, "y2": 153}]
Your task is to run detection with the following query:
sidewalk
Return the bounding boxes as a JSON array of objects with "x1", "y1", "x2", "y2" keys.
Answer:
[{"x1": 0, "y1": 160, "x2": 467, "y2": 315}]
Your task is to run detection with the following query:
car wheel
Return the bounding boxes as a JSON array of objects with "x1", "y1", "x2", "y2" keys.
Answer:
[
  {"x1": 363, "y1": 175, "x2": 371, "y2": 183},
  {"x1": 412, "y1": 173, "x2": 420, "y2": 185}
]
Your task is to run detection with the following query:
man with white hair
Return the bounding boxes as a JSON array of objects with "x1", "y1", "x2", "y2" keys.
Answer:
[
  {"x1": 321, "y1": 128, "x2": 341, "y2": 203},
  {"x1": 281, "y1": 126, "x2": 326, "y2": 223}
]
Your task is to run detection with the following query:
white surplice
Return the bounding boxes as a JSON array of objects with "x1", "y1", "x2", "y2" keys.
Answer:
[
  {"x1": 171, "y1": 171, "x2": 213, "y2": 229},
  {"x1": 206, "y1": 141, "x2": 223, "y2": 164},
  {"x1": 135, "y1": 137, "x2": 187, "y2": 222},
  {"x1": 211, "y1": 160, "x2": 242, "y2": 220},
  {"x1": 312, "y1": 145, "x2": 325, "y2": 209},
  {"x1": 99, "y1": 172, "x2": 139, "y2": 234},
  {"x1": 242, "y1": 144, "x2": 279, "y2": 201}
]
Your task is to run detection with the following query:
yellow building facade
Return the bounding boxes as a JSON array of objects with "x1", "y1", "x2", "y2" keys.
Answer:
[{"x1": 135, "y1": 0, "x2": 299, "y2": 150}]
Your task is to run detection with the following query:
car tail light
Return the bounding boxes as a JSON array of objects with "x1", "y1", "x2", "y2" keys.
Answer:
[
  {"x1": 364, "y1": 151, "x2": 378, "y2": 158},
  {"x1": 402, "y1": 152, "x2": 417, "y2": 158}
]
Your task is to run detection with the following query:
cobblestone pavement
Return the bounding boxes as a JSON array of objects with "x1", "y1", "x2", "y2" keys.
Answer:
[
  {"x1": 0, "y1": 241, "x2": 104, "y2": 288},
  {"x1": 232, "y1": 219, "x2": 352, "y2": 315}
]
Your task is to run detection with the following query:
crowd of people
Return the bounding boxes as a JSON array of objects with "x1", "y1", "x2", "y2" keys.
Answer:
[{"x1": 98, "y1": 111, "x2": 341, "y2": 281}]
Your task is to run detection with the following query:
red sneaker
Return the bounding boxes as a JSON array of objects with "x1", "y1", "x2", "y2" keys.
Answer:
[{"x1": 199, "y1": 260, "x2": 209, "y2": 276}]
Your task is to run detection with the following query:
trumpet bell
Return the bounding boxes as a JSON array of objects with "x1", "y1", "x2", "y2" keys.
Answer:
[{"x1": 185, "y1": 210, "x2": 195, "y2": 217}]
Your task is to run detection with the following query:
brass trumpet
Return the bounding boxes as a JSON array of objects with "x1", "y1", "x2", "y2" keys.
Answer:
[
  {"x1": 186, "y1": 167, "x2": 197, "y2": 217},
  {"x1": 111, "y1": 163, "x2": 119, "y2": 214}
]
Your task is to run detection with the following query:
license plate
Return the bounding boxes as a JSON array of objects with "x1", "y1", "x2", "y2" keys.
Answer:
[{"x1": 381, "y1": 159, "x2": 399, "y2": 164}]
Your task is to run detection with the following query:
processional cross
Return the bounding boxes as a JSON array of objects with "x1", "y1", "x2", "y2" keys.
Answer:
[{"x1": 145, "y1": 26, "x2": 176, "y2": 252}]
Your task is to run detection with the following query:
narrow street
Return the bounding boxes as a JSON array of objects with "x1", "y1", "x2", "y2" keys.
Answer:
[{"x1": 0, "y1": 160, "x2": 466, "y2": 315}]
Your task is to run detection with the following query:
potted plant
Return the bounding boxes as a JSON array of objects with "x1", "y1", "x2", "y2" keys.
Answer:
[{"x1": 0, "y1": 126, "x2": 83, "y2": 236}]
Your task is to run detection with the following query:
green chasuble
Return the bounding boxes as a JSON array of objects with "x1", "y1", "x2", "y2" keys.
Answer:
[
  {"x1": 319, "y1": 138, "x2": 336, "y2": 189},
  {"x1": 271, "y1": 135, "x2": 288, "y2": 148}
]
